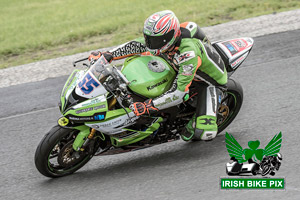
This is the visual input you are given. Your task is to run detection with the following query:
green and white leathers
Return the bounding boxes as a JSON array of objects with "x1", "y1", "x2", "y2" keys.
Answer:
[{"x1": 110, "y1": 20, "x2": 227, "y2": 141}]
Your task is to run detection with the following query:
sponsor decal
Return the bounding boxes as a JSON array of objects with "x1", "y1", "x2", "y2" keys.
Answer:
[
  {"x1": 69, "y1": 116, "x2": 93, "y2": 121},
  {"x1": 223, "y1": 39, "x2": 253, "y2": 56},
  {"x1": 221, "y1": 132, "x2": 284, "y2": 190},
  {"x1": 147, "y1": 79, "x2": 168, "y2": 91},
  {"x1": 58, "y1": 117, "x2": 69, "y2": 126},
  {"x1": 231, "y1": 54, "x2": 247, "y2": 69},
  {"x1": 113, "y1": 131, "x2": 139, "y2": 139},
  {"x1": 234, "y1": 40, "x2": 246, "y2": 48},
  {"x1": 231, "y1": 39, "x2": 249, "y2": 51},
  {"x1": 94, "y1": 118, "x2": 123, "y2": 128},
  {"x1": 94, "y1": 114, "x2": 105, "y2": 121},
  {"x1": 155, "y1": 94, "x2": 179, "y2": 107},
  {"x1": 185, "y1": 22, "x2": 196, "y2": 32},
  {"x1": 116, "y1": 115, "x2": 139, "y2": 128},
  {"x1": 75, "y1": 107, "x2": 93, "y2": 114},
  {"x1": 182, "y1": 64, "x2": 194, "y2": 76},
  {"x1": 81, "y1": 97, "x2": 105, "y2": 107},
  {"x1": 94, "y1": 104, "x2": 106, "y2": 110},
  {"x1": 209, "y1": 87, "x2": 216, "y2": 113},
  {"x1": 175, "y1": 51, "x2": 195, "y2": 64},
  {"x1": 147, "y1": 60, "x2": 166, "y2": 72},
  {"x1": 172, "y1": 95, "x2": 179, "y2": 101},
  {"x1": 67, "y1": 112, "x2": 106, "y2": 122},
  {"x1": 75, "y1": 104, "x2": 106, "y2": 114},
  {"x1": 222, "y1": 42, "x2": 238, "y2": 56}
]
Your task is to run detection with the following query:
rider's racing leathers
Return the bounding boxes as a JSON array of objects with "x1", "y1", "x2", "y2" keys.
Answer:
[{"x1": 108, "y1": 22, "x2": 227, "y2": 141}]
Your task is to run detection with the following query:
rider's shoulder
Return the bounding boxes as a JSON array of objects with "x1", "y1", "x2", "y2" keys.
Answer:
[
  {"x1": 180, "y1": 21, "x2": 199, "y2": 30},
  {"x1": 178, "y1": 38, "x2": 199, "y2": 53},
  {"x1": 180, "y1": 21, "x2": 199, "y2": 36},
  {"x1": 176, "y1": 39, "x2": 199, "y2": 65}
]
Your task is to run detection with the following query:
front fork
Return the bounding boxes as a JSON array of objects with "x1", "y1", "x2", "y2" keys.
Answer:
[{"x1": 72, "y1": 126, "x2": 105, "y2": 151}]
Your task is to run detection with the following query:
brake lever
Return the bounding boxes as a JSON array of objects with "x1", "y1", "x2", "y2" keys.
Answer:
[
  {"x1": 83, "y1": 63, "x2": 89, "y2": 67},
  {"x1": 73, "y1": 57, "x2": 89, "y2": 67}
]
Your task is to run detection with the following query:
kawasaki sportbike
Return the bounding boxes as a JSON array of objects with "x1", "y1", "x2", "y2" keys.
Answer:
[{"x1": 35, "y1": 37, "x2": 254, "y2": 177}]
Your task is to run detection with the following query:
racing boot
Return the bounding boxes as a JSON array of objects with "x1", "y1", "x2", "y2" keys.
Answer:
[
  {"x1": 180, "y1": 114, "x2": 218, "y2": 141},
  {"x1": 180, "y1": 114, "x2": 196, "y2": 141},
  {"x1": 194, "y1": 115, "x2": 218, "y2": 140}
]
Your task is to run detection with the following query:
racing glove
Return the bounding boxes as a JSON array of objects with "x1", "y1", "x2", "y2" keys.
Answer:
[
  {"x1": 88, "y1": 51, "x2": 113, "y2": 65},
  {"x1": 130, "y1": 99, "x2": 159, "y2": 116}
]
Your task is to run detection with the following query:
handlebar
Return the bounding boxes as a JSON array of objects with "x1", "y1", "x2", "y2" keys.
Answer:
[{"x1": 73, "y1": 57, "x2": 89, "y2": 67}]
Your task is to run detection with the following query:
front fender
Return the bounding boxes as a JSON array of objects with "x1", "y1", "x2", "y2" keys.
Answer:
[{"x1": 72, "y1": 125, "x2": 90, "y2": 151}]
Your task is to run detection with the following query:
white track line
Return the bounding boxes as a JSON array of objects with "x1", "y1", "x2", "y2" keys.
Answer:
[{"x1": 0, "y1": 107, "x2": 57, "y2": 121}]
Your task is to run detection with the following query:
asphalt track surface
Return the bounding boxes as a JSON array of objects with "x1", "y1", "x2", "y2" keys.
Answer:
[{"x1": 1, "y1": 29, "x2": 300, "y2": 200}]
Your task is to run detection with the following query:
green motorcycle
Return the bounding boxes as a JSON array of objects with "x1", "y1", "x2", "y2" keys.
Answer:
[{"x1": 35, "y1": 37, "x2": 253, "y2": 178}]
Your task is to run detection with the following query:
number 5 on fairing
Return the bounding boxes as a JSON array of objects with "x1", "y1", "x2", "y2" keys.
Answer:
[{"x1": 78, "y1": 73, "x2": 100, "y2": 94}]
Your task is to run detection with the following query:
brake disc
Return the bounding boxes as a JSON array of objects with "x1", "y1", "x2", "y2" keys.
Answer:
[
  {"x1": 217, "y1": 104, "x2": 230, "y2": 125},
  {"x1": 57, "y1": 140, "x2": 85, "y2": 167}
]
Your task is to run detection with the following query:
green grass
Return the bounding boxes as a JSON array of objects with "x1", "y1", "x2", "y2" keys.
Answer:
[{"x1": 0, "y1": 0, "x2": 300, "y2": 68}]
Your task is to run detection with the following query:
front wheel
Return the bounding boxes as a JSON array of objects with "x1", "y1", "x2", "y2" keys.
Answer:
[
  {"x1": 217, "y1": 78, "x2": 243, "y2": 133},
  {"x1": 34, "y1": 125, "x2": 94, "y2": 178}
]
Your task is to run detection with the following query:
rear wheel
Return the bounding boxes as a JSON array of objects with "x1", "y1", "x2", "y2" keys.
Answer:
[
  {"x1": 34, "y1": 125, "x2": 94, "y2": 178},
  {"x1": 217, "y1": 78, "x2": 243, "y2": 133}
]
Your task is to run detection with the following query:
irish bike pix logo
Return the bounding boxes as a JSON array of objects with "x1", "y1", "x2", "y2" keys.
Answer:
[
  {"x1": 225, "y1": 132, "x2": 282, "y2": 176},
  {"x1": 220, "y1": 132, "x2": 284, "y2": 190}
]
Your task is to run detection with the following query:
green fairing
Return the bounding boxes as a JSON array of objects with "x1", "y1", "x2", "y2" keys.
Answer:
[
  {"x1": 63, "y1": 98, "x2": 108, "y2": 118},
  {"x1": 122, "y1": 56, "x2": 176, "y2": 98},
  {"x1": 105, "y1": 108, "x2": 132, "y2": 120},
  {"x1": 72, "y1": 125, "x2": 90, "y2": 151},
  {"x1": 111, "y1": 117, "x2": 163, "y2": 147},
  {"x1": 60, "y1": 69, "x2": 80, "y2": 113}
]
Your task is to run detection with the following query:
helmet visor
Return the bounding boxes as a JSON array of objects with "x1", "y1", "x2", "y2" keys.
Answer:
[{"x1": 144, "y1": 30, "x2": 174, "y2": 50}]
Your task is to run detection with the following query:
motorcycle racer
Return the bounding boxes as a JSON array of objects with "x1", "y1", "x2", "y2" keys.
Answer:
[{"x1": 88, "y1": 10, "x2": 227, "y2": 141}]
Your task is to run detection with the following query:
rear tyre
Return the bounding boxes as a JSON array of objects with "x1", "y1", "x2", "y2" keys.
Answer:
[
  {"x1": 217, "y1": 78, "x2": 243, "y2": 133},
  {"x1": 34, "y1": 125, "x2": 94, "y2": 178}
]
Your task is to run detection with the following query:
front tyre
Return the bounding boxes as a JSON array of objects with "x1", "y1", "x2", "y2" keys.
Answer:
[{"x1": 34, "y1": 125, "x2": 94, "y2": 178}]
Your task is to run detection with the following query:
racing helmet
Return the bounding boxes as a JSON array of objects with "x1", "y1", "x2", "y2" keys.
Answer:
[{"x1": 143, "y1": 10, "x2": 181, "y2": 55}]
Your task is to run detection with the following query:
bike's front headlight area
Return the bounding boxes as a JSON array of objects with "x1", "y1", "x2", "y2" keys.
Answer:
[{"x1": 59, "y1": 94, "x2": 108, "y2": 127}]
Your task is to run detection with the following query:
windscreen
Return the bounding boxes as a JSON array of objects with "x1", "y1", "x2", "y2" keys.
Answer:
[{"x1": 75, "y1": 56, "x2": 109, "y2": 99}]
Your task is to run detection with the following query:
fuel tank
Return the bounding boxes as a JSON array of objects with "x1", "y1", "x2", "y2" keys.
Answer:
[{"x1": 121, "y1": 56, "x2": 176, "y2": 98}]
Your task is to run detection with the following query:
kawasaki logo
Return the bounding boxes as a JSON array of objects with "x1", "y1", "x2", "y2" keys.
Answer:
[{"x1": 147, "y1": 79, "x2": 168, "y2": 91}]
